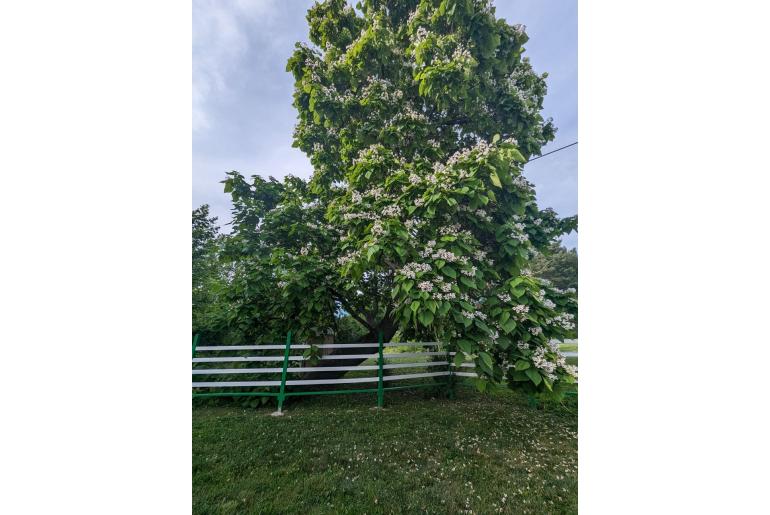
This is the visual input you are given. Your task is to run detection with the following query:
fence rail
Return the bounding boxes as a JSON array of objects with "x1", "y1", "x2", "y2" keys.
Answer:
[{"x1": 192, "y1": 333, "x2": 577, "y2": 412}]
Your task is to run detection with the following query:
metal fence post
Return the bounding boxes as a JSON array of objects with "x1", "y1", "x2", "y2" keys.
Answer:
[
  {"x1": 192, "y1": 333, "x2": 200, "y2": 359},
  {"x1": 272, "y1": 330, "x2": 292, "y2": 416},
  {"x1": 446, "y1": 342, "x2": 456, "y2": 400},
  {"x1": 377, "y1": 331, "x2": 384, "y2": 408}
]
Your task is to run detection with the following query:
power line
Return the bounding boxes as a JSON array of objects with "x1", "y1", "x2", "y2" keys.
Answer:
[{"x1": 526, "y1": 141, "x2": 578, "y2": 163}]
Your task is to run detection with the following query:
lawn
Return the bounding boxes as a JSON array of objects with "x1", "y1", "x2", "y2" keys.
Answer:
[{"x1": 193, "y1": 384, "x2": 577, "y2": 514}]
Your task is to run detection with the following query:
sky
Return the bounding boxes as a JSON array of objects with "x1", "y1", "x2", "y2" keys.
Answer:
[{"x1": 193, "y1": 0, "x2": 577, "y2": 248}]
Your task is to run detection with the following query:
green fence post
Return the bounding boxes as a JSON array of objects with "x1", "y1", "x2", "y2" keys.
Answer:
[
  {"x1": 446, "y1": 342, "x2": 455, "y2": 400},
  {"x1": 377, "y1": 331, "x2": 384, "y2": 408},
  {"x1": 272, "y1": 330, "x2": 292, "y2": 417},
  {"x1": 192, "y1": 333, "x2": 199, "y2": 359}
]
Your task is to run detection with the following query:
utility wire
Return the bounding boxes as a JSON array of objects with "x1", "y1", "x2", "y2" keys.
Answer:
[{"x1": 526, "y1": 141, "x2": 578, "y2": 163}]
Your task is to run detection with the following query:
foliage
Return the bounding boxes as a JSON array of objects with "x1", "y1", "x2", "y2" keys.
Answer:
[
  {"x1": 214, "y1": 0, "x2": 577, "y2": 394},
  {"x1": 531, "y1": 242, "x2": 578, "y2": 291},
  {"x1": 192, "y1": 205, "x2": 239, "y2": 343}
]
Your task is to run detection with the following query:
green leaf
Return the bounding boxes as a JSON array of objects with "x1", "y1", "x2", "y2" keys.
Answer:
[
  {"x1": 514, "y1": 360, "x2": 530, "y2": 371},
  {"x1": 441, "y1": 265, "x2": 457, "y2": 278},
  {"x1": 410, "y1": 300, "x2": 420, "y2": 312},
  {"x1": 510, "y1": 148, "x2": 526, "y2": 162},
  {"x1": 525, "y1": 368, "x2": 542, "y2": 386},
  {"x1": 475, "y1": 378, "x2": 488, "y2": 393},
  {"x1": 457, "y1": 340, "x2": 473, "y2": 354},
  {"x1": 474, "y1": 319, "x2": 491, "y2": 334},
  {"x1": 489, "y1": 171, "x2": 502, "y2": 188},
  {"x1": 418, "y1": 309, "x2": 434, "y2": 326},
  {"x1": 501, "y1": 319, "x2": 516, "y2": 334},
  {"x1": 479, "y1": 352, "x2": 493, "y2": 370},
  {"x1": 460, "y1": 276, "x2": 476, "y2": 288},
  {"x1": 542, "y1": 376, "x2": 553, "y2": 392},
  {"x1": 492, "y1": 133, "x2": 501, "y2": 144},
  {"x1": 454, "y1": 352, "x2": 465, "y2": 367}
]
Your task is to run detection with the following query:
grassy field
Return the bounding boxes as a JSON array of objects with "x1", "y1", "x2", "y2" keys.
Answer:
[{"x1": 193, "y1": 384, "x2": 577, "y2": 514}]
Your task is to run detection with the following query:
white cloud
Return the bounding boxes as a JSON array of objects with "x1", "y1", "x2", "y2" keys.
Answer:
[{"x1": 192, "y1": 0, "x2": 279, "y2": 132}]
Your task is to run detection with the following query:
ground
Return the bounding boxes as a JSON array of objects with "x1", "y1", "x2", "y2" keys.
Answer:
[{"x1": 193, "y1": 383, "x2": 577, "y2": 514}]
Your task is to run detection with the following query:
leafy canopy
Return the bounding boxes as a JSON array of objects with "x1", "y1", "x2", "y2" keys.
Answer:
[{"x1": 218, "y1": 0, "x2": 577, "y2": 394}]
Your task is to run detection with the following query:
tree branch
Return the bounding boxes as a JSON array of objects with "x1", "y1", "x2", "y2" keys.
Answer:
[{"x1": 329, "y1": 288, "x2": 375, "y2": 331}]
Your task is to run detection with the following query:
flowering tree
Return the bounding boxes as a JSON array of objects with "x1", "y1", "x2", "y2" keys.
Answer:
[{"x1": 221, "y1": 0, "x2": 577, "y2": 395}]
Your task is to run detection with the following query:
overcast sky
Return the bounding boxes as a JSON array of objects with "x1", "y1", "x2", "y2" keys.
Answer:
[{"x1": 193, "y1": 0, "x2": 577, "y2": 248}]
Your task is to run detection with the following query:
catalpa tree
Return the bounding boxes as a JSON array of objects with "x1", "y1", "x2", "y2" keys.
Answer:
[{"x1": 221, "y1": 0, "x2": 577, "y2": 394}]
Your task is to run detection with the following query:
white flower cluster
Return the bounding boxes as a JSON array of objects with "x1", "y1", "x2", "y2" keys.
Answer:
[
  {"x1": 543, "y1": 299, "x2": 556, "y2": 309},
  {"x1": 361, "y1": 76, "x2": 404, "y2": 103},
  {"x1": 313, "y1": 142, "x2": 323, "y2": 153},
  {"x1": 418, "y1": 281, "x2": 433, "y2": 292},
  {"x1": 431, "y1": 277, "x2": 456, "y2": 301},
  {"x1": 352, "y1": 143, "x2": 386, "y2": 167},
  {"x1": 552, "y1": 312, "x2": 575, "y2": 330},
  {"x1": 401, "y1": 106, "x2": 429, "y2": 123},
  {"x1": 512, "y1": 304, "x2": 529, "y2": 315},
  {"x1": 530, "y1": 326, "x2": 543, "y2": 336},
  {"x1": 531, "y1": 346, "x2": 555, "y2": 376},
  {"x1": 409, "y1": 173, "x2": 421, "y2": 184},
  {"x1": 503, "y1": 136, "x2": 518, "y2": 146},
  {"x1": 406, "y1": 9, "x2": 420, "y2": 27},
  {"x1": 512, "y1": 175, "x2": 531, "y2": 191},
  {"x1": 510, "y1": 221, "x2": 530, "y2": 243},
  {"x1": 300, "y1": 245, "x2": 311, "y2": 256},
  {"x1": 342, "y1": 212, "x2": 377, "y2": 221},
  {"x1": 439, "y1": 223, "x2": 473, "y2": 240},
  {"x1": 371, "y1": 220, "x2": 386, "y2": 237},
  {"x1": 497, "y1": 293, "x2": 511, "y2": 303},
  {"x1": 399, "y1": 262, "x2": 431, "y2": 279},
  {"x1": 382, "y1": 204, "x2": 402, "y2": 218},
  {"x1": 413, "y1": 197, "x2": 425, "y2": 207},
  {"x1": 451, "y1": 45, "x2": 473, "y2": 65},
  {"x1": 413, "y1": 26, "x2": 430, "y2": 46},
  {"x1": 447, "y1": 140, "x2": 492, "y2": 167},
  {"x1": 337, "y1": 250, "x2": 361, "y2": 267},
  {"x1": 404, "y1": 218, "x2": 425, "y2": 231},
  {"x1": 277, "y1": 281, "x2": 288, "y2": 288},
  {"x1": 460, "y1": 265, "x2": 477, "y2": 277}
]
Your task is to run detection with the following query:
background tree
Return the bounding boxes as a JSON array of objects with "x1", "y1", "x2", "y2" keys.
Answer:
[
  {"x1": 531, "y1": 242, "x2": 577, "y2": 291},
  {"x1": 216, "y1": 0, "x2": 577, "y2": 394},
  {"x1": 192, "y1": 205, "x2": 233, "y2": 343}
]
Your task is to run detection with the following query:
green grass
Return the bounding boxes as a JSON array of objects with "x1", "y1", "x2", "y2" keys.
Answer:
[{"x1": 193, "y1": 386, "x2": 577, "y2": 514}]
